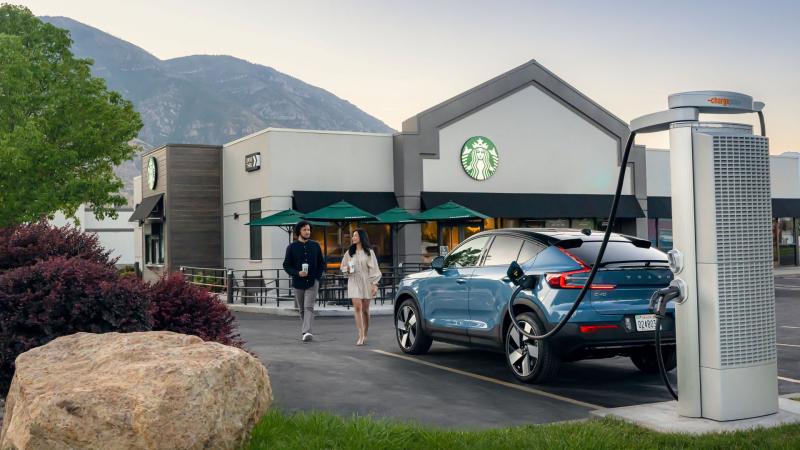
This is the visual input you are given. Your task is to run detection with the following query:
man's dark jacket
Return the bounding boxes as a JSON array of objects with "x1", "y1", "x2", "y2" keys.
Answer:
[{"x1": 282, "y1": 239, "x2": 325, "y2": 289}]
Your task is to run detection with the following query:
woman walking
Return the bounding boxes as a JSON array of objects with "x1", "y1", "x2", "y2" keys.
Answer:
[{"x1": 341, "y1": 228, "x2": 382, "y2": 346}]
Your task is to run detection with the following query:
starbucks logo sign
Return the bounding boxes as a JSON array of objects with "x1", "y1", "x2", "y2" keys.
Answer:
[{"x1": 461, "y1": 136, "x2": 499, "y2": 181}]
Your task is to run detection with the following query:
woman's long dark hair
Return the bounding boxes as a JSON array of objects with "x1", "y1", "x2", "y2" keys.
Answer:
[{"x1": 347, "y1": 228, "x2": 373, "y2": 257}]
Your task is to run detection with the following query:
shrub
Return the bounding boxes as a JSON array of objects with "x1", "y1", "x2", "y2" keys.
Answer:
[
  {"x1": 149, "y1": 273, "x2": 245, "y2": 348},
  {"x1": 0, "y1": 256, "x2": 151, "y2": 395},
  {"x1": 0, "y1": 221, "x2": 115, "y2": 272}
]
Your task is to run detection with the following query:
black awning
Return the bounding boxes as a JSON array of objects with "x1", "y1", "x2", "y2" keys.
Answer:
[
  {"x1": 773, "y1": 199, "x2": 800, "y2": 218},
  {"x1": 647, "y1": 197, "x2": 672, "y2": 218},
  {"x1": 128, "y1": 194, "x2": 164, "y2": 222},
  {"x1": 420, "y1": 192, "x2": 644, "y2": 219},
  {"x1": 293, "y1": 191, "x2": 397, "y2": 215}
]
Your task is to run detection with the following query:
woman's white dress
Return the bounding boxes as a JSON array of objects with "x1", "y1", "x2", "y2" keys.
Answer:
[{"x1": 341, "y1": 249, "x2": 382, "y2": 299}]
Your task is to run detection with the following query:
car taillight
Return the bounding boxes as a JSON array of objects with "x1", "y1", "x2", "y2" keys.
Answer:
[
  {"x1": 579, "y1": 324, "x2": 619, "y2": 333},
  {"x1": 545, "y1": 268, "x2": 616, "y2": 290}
]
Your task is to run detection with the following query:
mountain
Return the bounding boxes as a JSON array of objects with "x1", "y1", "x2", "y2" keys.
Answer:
[{"x1": 38, "y1": 17, "x2": 395, "y2": 203}]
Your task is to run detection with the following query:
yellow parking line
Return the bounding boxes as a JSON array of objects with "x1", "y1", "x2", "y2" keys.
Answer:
[
  {"x1": 777, "y1": 343, "x2": 800, "y2": 348},
  {"x1": 778, "y1": 376, "x2": 800, "y2": 385},
  {"x1": 371, "y1": 349, "x2": 602, "y2": 410}
]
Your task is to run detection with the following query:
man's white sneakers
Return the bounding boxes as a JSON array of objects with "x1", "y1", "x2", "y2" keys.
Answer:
[{"x1": 302, "y1": 333, "x2": 313, "y2": 342}]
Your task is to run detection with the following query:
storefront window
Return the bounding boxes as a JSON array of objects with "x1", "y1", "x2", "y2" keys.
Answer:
[
  {"x1": 777, "y1": 217, "x2": 796, "y2": 266},
  {"x1": 463, "y1": 223, "x2": 482, "y2": 239},
  {"x1": 520, "y1": 219, "x2": 544, "y2": 228},
  {"x1": 545, "y1": 219, "x2": 569, "y2": 228},
  {"x1": 484, "y1": 218, "x2": 499, "y2": 230},
  {"x1": 249, "y1": 199, "x2": 262, "y2": 260},
  {"x1": 648, "y1": 219, "x2": 658, "y2": 247},
  {"x1": 362, "y1": 223, "x2": 391, "y2": 264},
  {"x1": 657, "y1": 219, "x2": 673, "y2": 251},
  {"x1": 145, "y1": 222, "x2": 164, "y2": 265},
  {"x1": 421, "y1": 222, "x2": 438, "y2": 262},
  {"x1": 571, "y1": 218, "x2": 595, "y2": 230},
  {"x1": 325, "y1": 224, "x2": 343, "y2": 260},
  {"x1": 439, "y1": 223, "x2": 459, "y2": 256}
]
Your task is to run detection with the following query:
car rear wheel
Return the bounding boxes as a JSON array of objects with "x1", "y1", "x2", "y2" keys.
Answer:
[
  {"x1": 395, "y1": 299, "x2": 432, "y2": 355},
  {"x1": 630, "y1": 346, "x2": 677, "y2": 374},
  {"x1": 505, "y1": 312, "x2": 559, "y2": 383}
]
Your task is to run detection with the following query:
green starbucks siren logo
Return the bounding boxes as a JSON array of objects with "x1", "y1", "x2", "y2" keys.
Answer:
[{"x1": 461, "y1": 136, "x2": 499, "y2": 181}]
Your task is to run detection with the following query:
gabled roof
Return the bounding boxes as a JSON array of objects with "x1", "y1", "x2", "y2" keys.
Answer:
[{"x1": 400, "y1": 59, "x2": 630, "y2": 157}]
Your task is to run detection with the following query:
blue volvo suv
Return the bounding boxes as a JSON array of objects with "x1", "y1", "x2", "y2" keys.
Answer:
[{"x1": 394, "y1": 229, "x2": 676, "y2": 383}]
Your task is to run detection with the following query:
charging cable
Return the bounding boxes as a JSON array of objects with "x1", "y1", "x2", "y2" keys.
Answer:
[{"x1": 506, "y1": 130, "x2": 637, "y2": 340}]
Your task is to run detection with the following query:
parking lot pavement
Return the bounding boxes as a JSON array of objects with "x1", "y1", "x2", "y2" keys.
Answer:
[{"x1": 236, "y1": 278, "x2": 800, "y2": 428}]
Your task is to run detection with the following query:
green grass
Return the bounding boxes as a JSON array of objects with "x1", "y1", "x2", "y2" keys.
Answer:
[{"x1": 246, "y1": 409, "x2": 800, "y2": 449}]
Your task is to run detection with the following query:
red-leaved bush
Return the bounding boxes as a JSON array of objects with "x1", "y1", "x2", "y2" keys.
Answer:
[
  {"x1": 0, "y1": 257, "x2": 152, "y2": 395},
  {"x1": 0, "y1": 221, "x2": 115, "y2": 272},
  {"x1": 149, "y1": 273, "x2": 244, "y2": 348}
]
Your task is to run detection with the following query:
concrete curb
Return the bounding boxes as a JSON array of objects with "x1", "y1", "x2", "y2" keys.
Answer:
[{"x1": 227, "y1": 303, "x2": 394, "y2": 317}]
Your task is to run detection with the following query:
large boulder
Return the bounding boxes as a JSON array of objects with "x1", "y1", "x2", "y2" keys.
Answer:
[{"x1": 0, "y1": 331, "x2": 271, "y2": 450}]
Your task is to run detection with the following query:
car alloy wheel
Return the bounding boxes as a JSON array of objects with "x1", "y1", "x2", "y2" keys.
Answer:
[
  {"x1": 396, "y1": 304, "x2": 418, "y2": 350},
  {"x1": 506, "y1": 319, "x2": 539, "y2": 377}
]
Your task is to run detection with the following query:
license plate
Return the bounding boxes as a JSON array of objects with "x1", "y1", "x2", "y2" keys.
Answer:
[{"x1": 635, "y1": 314, "x2": 657, "y2": 332}]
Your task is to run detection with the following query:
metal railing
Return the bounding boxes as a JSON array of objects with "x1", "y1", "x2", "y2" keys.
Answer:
[{"x1": 180, "y1": 263, "x2": 430, "y2": 308}]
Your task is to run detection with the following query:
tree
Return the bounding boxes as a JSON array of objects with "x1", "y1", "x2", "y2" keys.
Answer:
[{"x1": 0, "y1": 4, "x2": 143, "y2": 227}]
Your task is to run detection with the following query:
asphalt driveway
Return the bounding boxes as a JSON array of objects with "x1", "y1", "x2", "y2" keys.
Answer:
[{"x1": 236, "y1": 276, "x2": 800, "y2": 428}]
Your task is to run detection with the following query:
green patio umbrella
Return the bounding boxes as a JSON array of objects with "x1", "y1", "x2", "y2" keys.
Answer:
[
  {"x1": 372, "y1": 207, "x2": 424, "y2": 269},
  {"x1": 246, "y1": 209, "x2": 331, "y2": 241},
  {"x1": 302, "y1": 200, "x2": 378, "y2": 222},
  {"x1": 302, "y1": 200, "x2": 379, "y2": 261},
  {"x1": 372, "y1": 207, "x2": 422, "y2": 225},
  {"x1": 415, "y1": 201, "x2": 490, "y2": 258},
  {"x1": 414, "y1": 201, "x2": 489, "y2": 221}
]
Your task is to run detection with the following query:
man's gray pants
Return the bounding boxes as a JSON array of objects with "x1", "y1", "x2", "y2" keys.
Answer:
[{"x1": 294, "y1": 281, "x2": 318, "y2": 335}]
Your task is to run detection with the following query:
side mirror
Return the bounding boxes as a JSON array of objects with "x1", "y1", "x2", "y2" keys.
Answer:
[{"x1": 431, "y1": 256, "x2": 446, "y2": 273}]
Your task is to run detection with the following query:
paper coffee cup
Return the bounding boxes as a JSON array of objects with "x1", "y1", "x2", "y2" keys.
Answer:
[{"x1": 302, "y1": 263, "x2": 309, "y2": 272}]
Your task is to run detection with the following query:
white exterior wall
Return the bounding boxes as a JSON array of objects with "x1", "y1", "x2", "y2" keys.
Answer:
[
  {"x1": 648, "y1": 150, "x2": 800, "y2": 201},
  {"x1": 49, "y1": 203, "x2": 135, "y2": 266},
  {"x1": 646, "y1": 149, "x2": 671, "y2": 197},
  {"x1": 426, "y1": 85, "x2": 633, "y2": 195},
  {"x1": 770, "y1": 154, "x2": 800, "y2": 199},
  {"x1": 222, "y1": 128, "x2": 393, "y2": 270}
]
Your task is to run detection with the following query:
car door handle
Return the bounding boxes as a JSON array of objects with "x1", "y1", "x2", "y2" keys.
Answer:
[{"x1": 456, "y1": 279, "x2": 467, "y2": 284}]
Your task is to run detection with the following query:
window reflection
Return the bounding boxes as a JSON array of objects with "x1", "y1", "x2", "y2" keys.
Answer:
[{"x1": 444, "y1": 236, "x2": 489, "y2": 268}]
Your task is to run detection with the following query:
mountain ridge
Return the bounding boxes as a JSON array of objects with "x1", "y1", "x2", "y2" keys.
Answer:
[{"x1": 38, "y1": 16, "x2": 394, "y2": 203}]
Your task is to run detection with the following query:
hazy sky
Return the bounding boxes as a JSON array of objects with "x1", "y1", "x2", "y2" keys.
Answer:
[{"x1": 14, "y1": 0, "x2": 800, "y2": 153}]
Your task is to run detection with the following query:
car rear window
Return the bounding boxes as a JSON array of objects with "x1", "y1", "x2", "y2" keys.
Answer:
[{"x1": 564, "y1": 241, "x2": 668, "y2": 266}]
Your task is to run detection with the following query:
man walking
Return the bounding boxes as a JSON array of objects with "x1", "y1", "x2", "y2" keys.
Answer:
[{"x1": 283, "y1": 220, "x2": 325, "y2": 342}]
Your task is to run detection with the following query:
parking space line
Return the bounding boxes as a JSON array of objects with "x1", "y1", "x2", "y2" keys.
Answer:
[
  {"x1": 781, "y1": 326, "x2": 800, "y2": 329},
  {"x1": 777, "y1": 343, "x2": 800, "y2": 348},
  {"x1": 371, "y1": 349, "x2": 602, "y2": 410},
  {"x1": 778, "y1": 376, "x2": 800, "y2": 385}
]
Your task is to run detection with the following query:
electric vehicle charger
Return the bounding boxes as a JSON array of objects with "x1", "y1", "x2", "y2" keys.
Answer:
[{"x1": 505, "y1": 95, "x2": 768, "y2": 399}]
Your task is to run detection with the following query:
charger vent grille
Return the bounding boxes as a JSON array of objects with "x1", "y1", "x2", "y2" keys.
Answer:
[{"x1": 713, "y1": 135, "x2": 776, "y2": 367}]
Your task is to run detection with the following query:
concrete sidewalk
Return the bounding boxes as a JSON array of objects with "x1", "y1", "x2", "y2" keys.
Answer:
[
  {"x1": 775, "y1": 266, "x2": 800, "y2": 277},
  {"x1": 226, "y1": 299, "x2": 395, "y2": 317}
]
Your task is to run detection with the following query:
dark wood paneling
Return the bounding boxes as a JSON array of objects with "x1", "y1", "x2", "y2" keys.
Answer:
[
  {"x1": 164, "y1": 145, "x2": 223, "y2": 271},
  {"x1": 141, "y1": 148, "x2": 167, "y2": 198}
]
